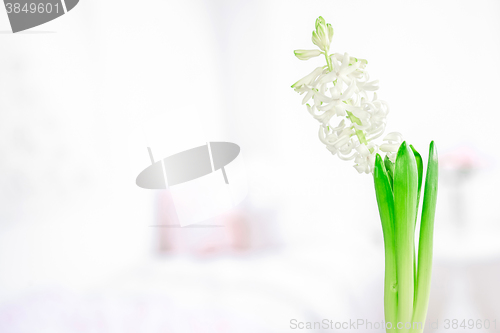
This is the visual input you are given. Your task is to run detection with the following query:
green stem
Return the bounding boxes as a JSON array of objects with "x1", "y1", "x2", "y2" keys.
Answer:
[
  {"x1": 346, "y1": 112, "x2": 366, "y2": 143},
  {"x1": 331, "y1": 59, "x2": 373, "y2": 154},
  {"x1": 346, "y1": 111, "x2": 374, "y2": 153},
  {"x1": 324, "y1": 52, "x2": 333, "y2": 72}
]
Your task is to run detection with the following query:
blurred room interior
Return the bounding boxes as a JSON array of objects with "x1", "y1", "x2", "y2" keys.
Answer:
[{"x1": 0, "y1": 1, "x2": 499, "y2": 332}]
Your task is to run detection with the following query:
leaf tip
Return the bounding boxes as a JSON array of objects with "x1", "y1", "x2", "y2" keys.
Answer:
[
  {"x1": 396, "y1": 140, "x2": 410, "y2": 159},
  {"x1": 429, "y1": 140, "x2": 438, "y2": 161}
]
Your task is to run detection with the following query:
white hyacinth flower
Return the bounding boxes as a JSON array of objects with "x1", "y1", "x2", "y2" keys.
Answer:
[{"x1": 292, "y1": 17, "x2": 402, "y2": 174}]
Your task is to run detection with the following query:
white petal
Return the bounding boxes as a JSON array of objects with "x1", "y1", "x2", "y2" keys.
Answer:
[
  {"x1": 379, "y1": 143, "x2": 400, "y2": 152},
  {"x1": 383, "y1": 132, "x2": 403, "y2": 142},
  {"x1": 337, "y1": 151, "x2": 357, "y2": 160},
  {"x1": 292, "y1": 67, "x2": 325, "y2": 89},
  {"x1": 319, "y1": 71, "x2": 337, "y2": 84},
  {"x1": 356, "y1": 144, "x2": 370, "y2": 157},
  {"x1": 339, "y1": 52, "x2": 350, "y2": 72},
  {"x1": 335, "y1": 105, "x2": 346, "y2": 116},
  {"x1": 302, "y1": 90, "x2": 314, "y2": 104},
  {"x1": 354, "y1": 164, "x2": 365, "y2": 173}
]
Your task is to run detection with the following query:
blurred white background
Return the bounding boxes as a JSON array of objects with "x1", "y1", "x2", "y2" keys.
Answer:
[{"x1": 0, "y1": 0, "x2": 499, "y2": 332}]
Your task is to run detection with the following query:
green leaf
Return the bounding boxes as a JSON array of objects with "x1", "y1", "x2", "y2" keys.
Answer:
[
  {"x1": 393, "y1": 141, "x2": 418, "y2": 332},
  {"x1": 384, "y1": 155, "x2": 395, "y2": 190},
  {"x1": 412, "y1": 141, "x2": 438, "y2": 333},
  {"x1": 410, "y1": 145, "x2": 423, "y2": 214},
  {"x1": 373, "y1": 154, "x2": 398, "y2": 329},
  {"x1": 409, "y1": 144, "x2": 423, "y2": 301}
]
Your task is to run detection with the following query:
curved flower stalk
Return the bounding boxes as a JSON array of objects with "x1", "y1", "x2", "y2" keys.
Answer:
[{"x1": 292, "y1": 16, "x2": 403, "y2": 173}]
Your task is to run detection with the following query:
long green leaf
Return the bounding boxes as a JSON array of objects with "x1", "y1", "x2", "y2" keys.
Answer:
[
  {"x1": 374, "y1": 154, "x2": 398, "y2": 332},
  {"x1": 409, "y1": 144, "x2": 423, "y2": 301},
  {"x1": 411, "y1": 141, "x2": 438, "y2": 333},
  {"x1": 393, "y1": 142, "x2": 418, "y2": 332},
  {"x1": 410, "y1": 145, "x2": 423, "y2": 208}
]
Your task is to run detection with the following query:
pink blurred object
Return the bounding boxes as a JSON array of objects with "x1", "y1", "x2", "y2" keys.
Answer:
[
  {"x1": 154, "y1": 191, "x2": 280, "y2": 257},
  {"x1": 439, "y1": 143, "x2": 492, "y2": 228},
  {"x1": 440, "y1": 144, "x2": 491, "y2": 172}
]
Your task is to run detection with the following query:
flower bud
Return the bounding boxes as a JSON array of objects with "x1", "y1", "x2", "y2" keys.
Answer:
[
  {"x1": 294, "y1": 49, "x2": 323, "y2": 60},
  {"x1": 327, "y1": 23, "x2": 334, "y2": 44},
  {"x1": 312, "y1": 16, "x2": 332, "y2": 51}
]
